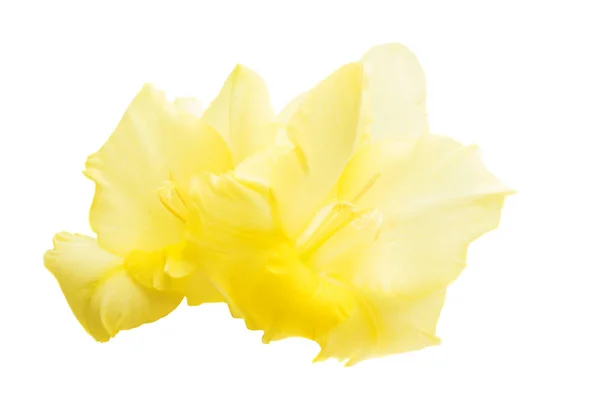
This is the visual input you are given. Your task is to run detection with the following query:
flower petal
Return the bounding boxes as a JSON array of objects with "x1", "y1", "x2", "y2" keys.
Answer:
[
  {"x1": 305, "y1": 204, "x2": 381, "y2": 276},
  {"x1": 273, "y1": 92, "x2": 305, "y2": 147},
  {"x1": 272, "y1": 63, "x2": 364, "y2": 239},
  {"x1": 337, "y1": 139, "x2": 413, "y2": 206},
  {"x1": 189, "y1": 172, "x2": 276, "y2": 234},
  {"x1": 315, "y1": 289, "x2": 446, "y2": 366},
  {"x1": 360, "y1": 43, "x2": 428, "y2": 142},
  {"x1": 44, "y1": 232, "x2": 182, "y2": 342},
  {"x1": 339, "y1": 134, "x2": 513, "y2": 221},
  {"x1": 338, "y1": 134, "x2": 512, "y2": 296},
  {"x1": 185, "y1": 172, "x2": 281, "y2": 309},
  {"x1": 173, "y1": 97, "x2": 203, "y2": 117},
  {"x1": 351, "y1": 195, "x2": 506, "y2": 297},
  {"x1": 201, "y1": 65, "x2": 276, "y2": 165},
  {"x1": 124, "y1": 240, "x2": 224, "y2": 307},
  {"x1": 233, "y1": 145, "x2": 289, "y2": 189},
  {"x1": 170, "y1": 269, "x2": 224, "y2": 306},
  {"x1": 208, "y1": 242, "x2": 357, "y2": 343},
  {"x1": 125, "y1": 249, "x2": 171, "y2": 292},
  {"x1": 85, "y1": 84, "x2": 232, "y2": 256},
  {"x1": 162, "y1": 241, "x2": 225, "y2": 306}
]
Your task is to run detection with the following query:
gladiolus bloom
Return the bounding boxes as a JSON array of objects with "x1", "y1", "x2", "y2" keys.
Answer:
[
  {"x1": 44, "y1": 44, "x2": 512, "y2": 366},
  {"x1": 45, "y1": 66, "x2": 276, "y2": 341},
  {"x1": 185, "y1": 44, "x2": 513, "y2": 365}
]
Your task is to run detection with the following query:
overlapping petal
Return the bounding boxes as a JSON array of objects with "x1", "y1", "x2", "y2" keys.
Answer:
[
  {"x1": 201, "y1": 65, "x2": 276, "y2": 165},
  {"x1": 316, "y1": 289, "x2": 446, "y2": 366},
  {"x1": 271, "y1": 63, "x2": 364, "y2": 238},
  {"x1": 85, "y1": 84, "x2": 232, "y2": 257},
  {"x1": 337, "y1": 134, "x2": 513, "y2": 297},
  {"x1": 44, "y1": 233, "x2": 182, "y2": 341},
  {"x1": 359, "y1": 43, "x2": 428, "y2": 142}
]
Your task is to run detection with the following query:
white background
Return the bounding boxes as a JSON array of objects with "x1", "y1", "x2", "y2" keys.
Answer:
[{"x1": 1, "y1": 1, "x2": 599, "y2": 401}]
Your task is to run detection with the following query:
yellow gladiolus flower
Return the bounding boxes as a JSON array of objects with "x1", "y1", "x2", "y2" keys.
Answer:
[
  {"x1": 44, "y1": 65, "x2": 276, "y2": 341},
  {"x1": 186, "y1": 44, "x2": 513, "y2": 365},
  {"x1": 44, "y1": 43, "x2": 512, "y2": 365}
]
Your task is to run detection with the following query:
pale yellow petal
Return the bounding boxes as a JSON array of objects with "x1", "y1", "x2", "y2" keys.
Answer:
[
  {"x1": 201, "y1": 65, "x2": 275, "y2": 164},
  {"x1": 125, "y1": 241, "x2": 225, "y2": 306},
  {"x1": 173, "y1": 97, "x2": 203, "y2": 117},
  {"x1": 360, "y1": 43, "x2": 428, "y2": 141},
  {"x1": 162, "y1": 240, "x2": 225, "y2": 305},
  {"x1": 337, "y1": 140, "x2": 413, "y2": 205},
  {"x1": 44, "y1": 232, "x2": 182, "y2": 342},
  {"x1": 189, "y1": 172, "x2": 276, "y2": 234},
  {"x1": 233, "y1": 145, "x2": 289, "y2": 189},
  {"x1": 272, "y1": 63, "x2": 364, "y2": 239},
  {"x1": 304, "y1": 203, "x2": 381, "y2": 276},
  {"x1": 316, "y1": 290, "x2": 445, "y2": 366},
  {"x1": 273, "y1": 92, "x2": 306, "y2": 147},
  {"x1": 346, "y1": 195, "x2": 506, "y2": 297},
  {"x1": 85, "y1": 84, "x2": 232, "y2": 256},
  {"x1": 185, "y1": 172, "x2": 281, "y2": 313},
  {"x1": 337, "y1": 135, "x2": 512, "y2": 297},
  {"x1": 339, "y1": 134, "x2": 513, "y2": 220},
  {"x1": 380, "y1": 136, "x2": 513, "y2": 221}
]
